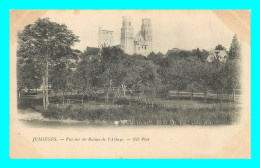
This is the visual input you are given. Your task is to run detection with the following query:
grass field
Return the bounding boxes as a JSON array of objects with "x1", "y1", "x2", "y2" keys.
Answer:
[{"x1": 17, "y1": 92, "x2": 240, "y2": 126}]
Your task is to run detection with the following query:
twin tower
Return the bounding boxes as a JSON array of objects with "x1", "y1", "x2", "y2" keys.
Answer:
[
  {"x1": 98, "y1": 16, "x2": 152, "y2": 56},
  {"x1": 121, "y1": 16, "x2": 152, "y2": 56}
]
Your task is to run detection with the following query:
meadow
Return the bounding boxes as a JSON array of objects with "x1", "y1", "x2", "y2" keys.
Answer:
[{"x1": 18, "y1": 92, "x2": 240, "y2": 126}]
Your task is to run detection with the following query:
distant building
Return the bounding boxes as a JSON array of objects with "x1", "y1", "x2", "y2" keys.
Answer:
[
  {"x1": 98, "y1": 27, "x2": 114, "y2": 48},
  {"x1": 120, "y1": 16, "x2": 135, "y2": 55},
  {"x1": 120, "y1": 16, "x2": 153, "y2": 56},
  {"x1": 134, "y1": 18, "x2": 152, "y2": 56},
  {"x1": 97, "y1": 16, "x2": 153, "y2": 56},
  {"x1": 207, "y1": 49, "x2": 228, "y2": 62}
]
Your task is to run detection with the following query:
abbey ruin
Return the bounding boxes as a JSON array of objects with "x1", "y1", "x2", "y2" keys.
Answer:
[{"x1": 98, "y1": 16, "x2": 153, "y2": 56}]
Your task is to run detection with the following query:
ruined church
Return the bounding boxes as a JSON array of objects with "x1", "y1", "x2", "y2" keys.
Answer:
[{"x1": 98, "y1": 16, "x2": 153, "y2": 56}]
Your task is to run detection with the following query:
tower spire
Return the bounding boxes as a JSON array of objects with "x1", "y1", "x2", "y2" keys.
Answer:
[{"x1": 120, "y1": 16, "x2": 134, "y2": 55}]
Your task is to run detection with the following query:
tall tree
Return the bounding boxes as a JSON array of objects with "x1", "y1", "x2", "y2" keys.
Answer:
[
  {"x1": 228, "y1": 35, "x2": 240, "y2": 60},
  {"x1": 17, "y1": 18, "x2": 79, "y2": 110},
  {"x1": 49, "y1": 62, "x2": 73, "y2": 104},
  {"x1": 139, "y1": 60, "x2": 161, "y2": 107},
  {"x1": 17, "y1": 56, "x2": 42, "y2": 97},
  {"x1": 185, "y1": 56, "x2": 205, "y2": 100},
  {"x1": 160, "y1": 50, "x2": 192, "y2": 100},
  {"x1": 224, "y1": 35, "x2": 241, "y2": 101},
  {"x1": 194, "y1": 48, "x2": 209, "y2": 62},
  {"x1": 100, "y1": 47, "x2": 126, "y2": 103},
  {"x1": 147, "y1": 51, "x2": 164, "y2": 65}
]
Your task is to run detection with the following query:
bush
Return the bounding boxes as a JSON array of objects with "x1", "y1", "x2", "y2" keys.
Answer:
[
  {"x1": 114, "y1": 97, "x2": 129, "y2": 105},
  {"x1": 42, "y1": 103, "x2": 240, "y2": 125}
]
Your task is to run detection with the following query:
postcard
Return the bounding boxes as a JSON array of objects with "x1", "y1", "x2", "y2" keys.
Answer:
[{"x1": 10, "y1": 10, "x2": 251, "y2": 158}]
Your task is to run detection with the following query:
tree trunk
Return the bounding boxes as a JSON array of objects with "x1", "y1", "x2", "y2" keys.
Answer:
[
  {"x1": 62, "y1": 91, "x2": 65, "y2": 105},
  {"x1": 106, "y1": 79, "x2": 112, "y2": 104},
  {"x1": 45, "y1": 61, "x2": 49, "y2": 108},
  {"x1": 129, "y1": 91, "x2": 134, "y2": 106},
  {"x1": 122, "y1": 83, "x2": 126, "y2": 97},
  {"x1": 42, "y1": 76, "x2": 46, "y2": 111},
  {"x1": 232, "y1": 89, "x2": 236, "y2": 102},
  {"x1": 18, "y1": 91, "x2": 21, "y2": 99},
  {"x1": 190, "y1": 89, "x2": 193, "y2": 101},
  {"x1": 204, "y1": 87, "x2": 207, "y2": 103},
  {"x1": 220, "y1": 90, "x2": 223, "y2": 104},
  {"x1": 106, "y1": 91, "x2": 109, "y2": 104},
  {"x1": 82, "y1": 93, "x2": 84, "y2": 104}
]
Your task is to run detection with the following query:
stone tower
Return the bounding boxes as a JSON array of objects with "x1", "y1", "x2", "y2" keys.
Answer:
[
  {"x1": 141, "y1": 18, "x2": 152, "y2": 43},
  {"x1": 120, "y1": 16, "x2": 134, "y2": 55},
  {"x1": 98, "y1": 27, "x2": 114, "y2": 48},
  {"x1": 134, "y1": 18, "x2": 152, "y2": 56}
]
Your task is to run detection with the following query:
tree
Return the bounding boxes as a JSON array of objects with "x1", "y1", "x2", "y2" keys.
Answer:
[
  {"x1": 224, "y1": 35, "x2": 241, "y2": 102},
  {"x1": 74, "y1": 49, "x2": 105, "y2": 104},
  {"x1": 185, "y1": 56, "x2": 205, "y2": 100},
  {"x1": 147, "y1": 51, "x2": 164, "y2": 65},
  {"x1": 99, "y1": 47, "x2": 126, "y2": 103},
  {"x1": 17, "y1": 18, "x2": 79, "y2": 110},
  {"x1": 209, "y1": 57, "x2": 226, "y2": 103},
  {"x1": 49, "y1": 62, "x2": 72, "y2": 104},
  {"x1": 74, "y1": 60, "x2": 91, "y2": 104},
  {"x1": 138, "y1": 60, "x2": 161, "y2": 107},
  {"x1": 228, "y1": 35, "x2": 240, "y2": 60},
  {"x1": 194, "y1": 48, "x2": 209, "y2": 63},
  {"x1": 160, "y1": 49, "x2": 193, "y2": 100},
  {"x1": 17, "y1": 56, "x2": 42, "y2": 97},
  {"x1": 200, "y1": 63, "x2": 211, "y2": 103},
  {"x1": 215, "y1": 44, "x2": 226, "y2": 51}
]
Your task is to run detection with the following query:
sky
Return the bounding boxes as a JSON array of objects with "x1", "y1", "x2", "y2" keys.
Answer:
[{"x1": 40, "y1": 10, "x2": 234, "y2": 54}]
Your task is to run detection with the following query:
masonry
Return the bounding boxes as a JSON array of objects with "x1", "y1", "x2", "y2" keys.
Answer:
[
  {"x1": 120, "y1": 16, "x2": 153, "y2": 56},
  {"x1": 98, "y1": 16, "x2": 153, "y2": 56},
  {"x1": 98, "y1": 27, "x2": 114, "y2": 48}
]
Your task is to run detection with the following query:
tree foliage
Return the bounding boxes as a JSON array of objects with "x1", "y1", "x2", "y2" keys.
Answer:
[
  {"x1": 17, "y1": 18, "x2": 241, "y2": 108},
  {"x1": 17, "y1": 18, "x2": 80, "y2": 109}
]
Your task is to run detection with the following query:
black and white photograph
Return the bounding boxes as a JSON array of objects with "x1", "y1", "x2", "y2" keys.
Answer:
[{"x1": 10, "y1": 10, "x2": 251, "y2": 158}]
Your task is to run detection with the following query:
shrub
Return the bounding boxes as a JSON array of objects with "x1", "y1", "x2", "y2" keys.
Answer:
[{"x1": 42, "y1": 103, "x2": 240, "y2": 125}]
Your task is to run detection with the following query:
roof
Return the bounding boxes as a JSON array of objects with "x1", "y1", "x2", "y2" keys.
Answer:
[
  {"x1": 134, "y1": 31, "x2": 145, "y2": 42},
  {"x1": 100, "y1": 30, "x2": 114, "y2": 33},
  {"x1": 207, "y1": 49, "x2": 228, "y2": 62}
]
